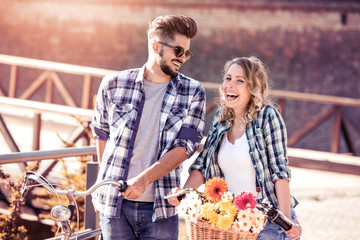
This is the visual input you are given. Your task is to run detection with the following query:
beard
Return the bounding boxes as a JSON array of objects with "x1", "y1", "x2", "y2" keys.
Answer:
[{"x1": 159, "y1": 49, "x2": 178, "y2": 78}]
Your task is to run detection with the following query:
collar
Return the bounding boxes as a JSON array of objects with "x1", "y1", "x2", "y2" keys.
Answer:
[{"x1": 135, "y1": 65, "x2": 146, "y2": 83}]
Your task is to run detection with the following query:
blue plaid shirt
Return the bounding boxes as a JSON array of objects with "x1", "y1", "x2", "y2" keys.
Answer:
[
  {"x1": 90, "y1": 65, "x2": 206, "y2": 220},
  {"x1": 190, "y1": 105, "x2": 298, "y2": 208}
]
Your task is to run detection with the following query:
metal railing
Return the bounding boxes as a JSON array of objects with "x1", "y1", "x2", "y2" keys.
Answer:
[{"x1": 0, "y1": 146, "x2": 100, "y2": 239}]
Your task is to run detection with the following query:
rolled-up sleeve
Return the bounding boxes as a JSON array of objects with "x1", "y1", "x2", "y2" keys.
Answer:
[
  {"x1": 263, "y1": 107, "x2": 291, "y2": 182},
  {"x1": 90, "y1": 76, "x2": 111, "y2": 141},
  {"x1": 172, "y1": 85, "x2": 206, "y2": 157}
]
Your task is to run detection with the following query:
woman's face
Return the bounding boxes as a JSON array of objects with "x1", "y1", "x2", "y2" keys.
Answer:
[{"x1": 221, "y1": 63, "x2": 251, "y2": 113}]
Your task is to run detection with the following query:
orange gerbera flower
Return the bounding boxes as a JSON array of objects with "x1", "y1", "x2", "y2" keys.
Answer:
[{"x1": 204, "y1": 178, "x2": 228, "y2": 202}]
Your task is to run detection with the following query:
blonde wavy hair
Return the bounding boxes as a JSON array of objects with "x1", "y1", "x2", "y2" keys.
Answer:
[{"x1": 217, "y1": 57, "x2": 273, "y2": 125}]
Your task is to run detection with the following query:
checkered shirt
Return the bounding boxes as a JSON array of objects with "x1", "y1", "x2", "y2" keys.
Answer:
[
  {"x1": 90, "y1": 65, "x2": 206, "y2": 220},
  {"x1": 190, "y1": 105, "x2": 298, "y2": 208}
]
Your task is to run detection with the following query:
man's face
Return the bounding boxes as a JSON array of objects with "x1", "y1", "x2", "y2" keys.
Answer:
[{"x1": 157, "y1": 34, "x2": 191, "y2": 78}]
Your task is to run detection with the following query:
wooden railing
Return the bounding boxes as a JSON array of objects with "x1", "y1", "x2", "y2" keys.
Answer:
[
  {"x1": 0, "y1": 54, "x2": 114, "y2": 109},
  {"x1": 203, "y1": 84, "x2": 360, "y2": 155},
  {"x1": 1, "y1": 54, "x2": 360, "y2": 155}
]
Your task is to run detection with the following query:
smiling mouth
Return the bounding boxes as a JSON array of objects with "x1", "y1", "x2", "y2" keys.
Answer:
[
  {"x1": 172, "y1": 60, "x2": 182, "y2": 69},
  {"x1": 226, "y1": 93, "x2": 239, "y2": 100}
]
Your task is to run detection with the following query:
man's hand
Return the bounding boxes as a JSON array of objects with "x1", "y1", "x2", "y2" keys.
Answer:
[{"x1": 120, "y1": 176, "x2": 147, "y2": 200}]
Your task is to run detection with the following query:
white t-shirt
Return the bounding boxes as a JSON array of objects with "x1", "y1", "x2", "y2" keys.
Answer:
[{"x1": 218, "y1": 133, "x2": 257, "y2": 196}]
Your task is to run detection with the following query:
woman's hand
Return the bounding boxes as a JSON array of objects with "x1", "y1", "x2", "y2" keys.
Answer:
[
  {"x1": 166, "y1": 187, "x2": 183, "y2": 206},
  {"x1": 285, "y1": 219, "x2": 302, "y2": 239}
]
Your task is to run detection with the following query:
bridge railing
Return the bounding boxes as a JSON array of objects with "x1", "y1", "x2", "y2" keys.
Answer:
[
  {"x1": 1, "y1": 53, "x2": 360, "y2": 155},
  {"x1": 0, "y1": 146, "x2": 100, "y2": 239}
]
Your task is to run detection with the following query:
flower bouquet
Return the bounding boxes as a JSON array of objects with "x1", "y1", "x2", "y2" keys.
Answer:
[{"x1": 177, "y1": 178, "x2": 266, "y2": 240}]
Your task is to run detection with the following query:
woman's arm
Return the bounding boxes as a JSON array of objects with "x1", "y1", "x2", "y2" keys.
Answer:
[
  {"x1": 183, "y1": 169, "x2": 205, "y2": 189},
  {"x1": 274, "y1": 179, "x2": 291, "y2": 218}
]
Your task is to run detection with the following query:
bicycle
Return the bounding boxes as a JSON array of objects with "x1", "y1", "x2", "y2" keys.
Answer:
[{"x1": 20, "y1": 171, "x2": 127, "y2": 240}]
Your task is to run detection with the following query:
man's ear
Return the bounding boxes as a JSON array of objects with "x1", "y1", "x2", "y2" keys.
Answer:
[{"x1": 152, "y1": 41, "x2": 160, "y2": 54}]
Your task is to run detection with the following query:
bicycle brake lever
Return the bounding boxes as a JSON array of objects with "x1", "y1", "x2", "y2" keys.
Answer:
[{"x1": 20, "y1": 172, "x2": 32, "y2": 201}]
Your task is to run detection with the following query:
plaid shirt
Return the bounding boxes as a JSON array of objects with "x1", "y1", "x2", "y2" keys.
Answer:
[
  {"x1": 90, "y1": 65, "x2": 206, "y2": 220},
  {"x1": 190, "y1": 105, "x2": 298, "y2": 208}
]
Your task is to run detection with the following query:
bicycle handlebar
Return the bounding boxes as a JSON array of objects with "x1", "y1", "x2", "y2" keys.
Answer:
[
  {"x1": 20, "y1": 171, "x2": 127, "y2": 201},
  {"x1": 256, "y1": 199, "x2": 299, "y2": 231},
  {"x1": 19, "y1": 171, "x2": 128, "y2": 240}
]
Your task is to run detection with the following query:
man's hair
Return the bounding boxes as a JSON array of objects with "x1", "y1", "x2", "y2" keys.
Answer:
[{"x1": 147, "y1": 15, "x2": 197, "y2": 41}]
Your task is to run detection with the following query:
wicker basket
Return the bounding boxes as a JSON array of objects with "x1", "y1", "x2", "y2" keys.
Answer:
[{"x1": 185, "y1": 216, "x2": 260, "y2": 240}]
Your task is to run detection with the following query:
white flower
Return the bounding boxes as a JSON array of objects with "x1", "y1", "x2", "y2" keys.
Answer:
[
  {"x1": 190, "y1": 199, "x2": 201, "y2": 211},
  {"x1": 252, "y1": 210, "x2": 265, "y2": 226},
  {"x1": 237, "y1": 217, "x2": 252, "y2": 232},
  {"x1": 237, "y1": 210, "x2": 251, "y2": 222},
  {"x1": 177, "y1": 191, "x2": 202, "y2": 218},
  {"x1": 221, "y1": 191, "x2": 234, "y2": 202},
  {"x1": 232, "y1": 221, "x2": 242, "y2": 231},
  {"x1": 177, "y1": 202, "x2": 188, "y2": 217},
  {"x1": 187, "y1": 208, "x2": 200, "y2": 223},
  {"x1": 252, "y1": 223, "x2": 262, "y2": 233},
  {"x1": 187, "y1": 191, "x2": 200, "y2": 201}
]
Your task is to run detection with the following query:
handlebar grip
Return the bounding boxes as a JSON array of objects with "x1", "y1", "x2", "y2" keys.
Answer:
[
  {"x1": 271, "y1": 215, "x2": 292, "y2": 231},
  {"x1": 118, "y1": 180, "x2": 127, "y2": 192},
  {"x1": 267, "y1": 208, "x2": 292, "y2": 231},
  {"x1": 177, "y1": 194, "x2": 185, "y2": 201}
]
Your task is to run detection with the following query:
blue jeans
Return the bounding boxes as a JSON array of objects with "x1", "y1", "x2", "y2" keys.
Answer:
[
  {"x1": 99, "y1": 199, "x2": 178, "y2": 240},
  {"x1": 257, "y1": 208, "x2": 299, "y2": 240}
]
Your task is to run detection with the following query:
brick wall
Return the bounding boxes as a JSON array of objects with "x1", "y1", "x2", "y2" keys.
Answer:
[{"x1": 1, "y1": 0, "x2": 359, "y2": 153}]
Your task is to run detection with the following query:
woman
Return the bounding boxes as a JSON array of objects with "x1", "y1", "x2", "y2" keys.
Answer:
[{"x1": 167, "y1": 57, "x2": 302, "y2": 239}]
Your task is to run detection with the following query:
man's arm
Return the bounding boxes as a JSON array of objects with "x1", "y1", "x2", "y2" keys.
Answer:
[
  {"x1": 123, "y1": 146, "x2": 187, "y2": 199},
  {"x1": 96, "y1": 139, "x2": 107, "y2": 165}
]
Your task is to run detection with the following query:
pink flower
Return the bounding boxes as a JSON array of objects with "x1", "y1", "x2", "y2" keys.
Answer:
[{"x1": 234, "y1": 192, "x2": 257, "y2": 210}]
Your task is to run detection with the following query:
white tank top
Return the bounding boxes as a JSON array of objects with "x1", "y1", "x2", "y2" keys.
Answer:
[{"x1": 218, "y1": 133, "x2": 257, "y2": 196}]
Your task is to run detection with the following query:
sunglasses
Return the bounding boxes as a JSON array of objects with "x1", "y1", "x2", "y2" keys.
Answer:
[{"x1": 158, "y1": 41, "x2": 193, "y2": 60}]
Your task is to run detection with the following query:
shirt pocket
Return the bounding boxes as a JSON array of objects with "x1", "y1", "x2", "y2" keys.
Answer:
[
  {"x1": 109, "y1": 103, "x2": 134, "y2": 136},
  {"x1": 163, "y1": 107, "x2": 187, "y2": 132}
]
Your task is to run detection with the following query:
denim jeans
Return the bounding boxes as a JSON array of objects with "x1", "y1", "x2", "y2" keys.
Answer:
[
  {"x1": 257, "y1": 208, "x2": 299, "y2": 240},
  {"x1": 99, "y1": 199, "x2": 178, "y2": 240}
]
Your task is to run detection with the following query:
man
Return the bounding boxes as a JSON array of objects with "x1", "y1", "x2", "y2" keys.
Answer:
[{"x1": 90, "y1": 15, "x2": 206, "y2": 239}]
